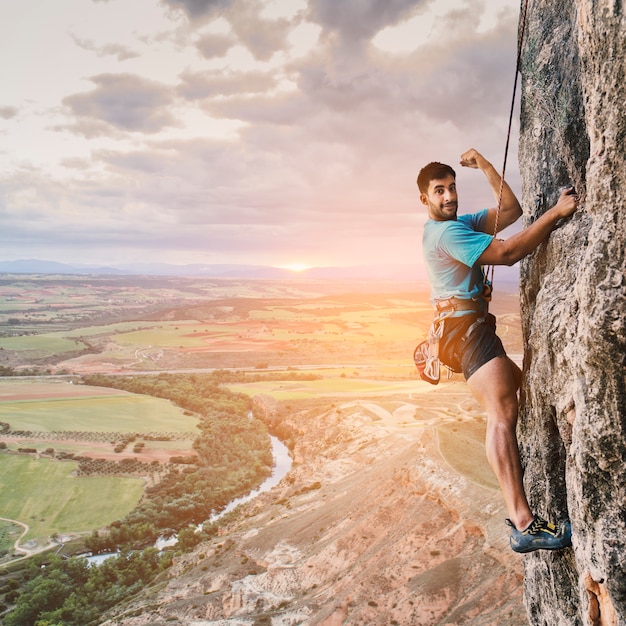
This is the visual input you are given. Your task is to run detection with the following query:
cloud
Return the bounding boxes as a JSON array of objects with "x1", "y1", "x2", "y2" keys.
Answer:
[
  {"x1": 0, "y1": 0, "x2": 522, "y2": 268},
  {"x1": 161, "y1": 0, "x2": 235, "y2": 21},
  {"x1": 308, "y1": 0, "x2": 419, "y2": 44},
  {"x1": 178, "y1": 68, "x2": 279, "y2": 99},
  {"x1": 0, "y1": 106, "x2": 18, "y2": 119},
  {"x1": 62, "y1": 73, "x2": 177, "y2": 134},
  {"x1": 195, "y1": 32, "x2": 236, "y2": 58},
  {"x1": 71, "y1": 34, "x2": 140, "y2": 61},
  {"x1": 164, "y1": 0, "x2": 293, "y2": 60},
  {"x1": 227, "y1": 5, "x2": 292, "y2": 61}
]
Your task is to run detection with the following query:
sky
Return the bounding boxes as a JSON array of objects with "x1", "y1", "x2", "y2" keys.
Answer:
[{"x1": 0, "y1": 0, "x2": 522, "y2": 271}]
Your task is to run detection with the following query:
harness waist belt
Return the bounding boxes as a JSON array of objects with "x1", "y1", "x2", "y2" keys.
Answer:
[{"x1": 435, "y1": 297, "x2": 486, "y2": 313}]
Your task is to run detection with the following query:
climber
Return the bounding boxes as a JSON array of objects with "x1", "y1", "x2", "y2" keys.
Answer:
[{"x1": 417, "y1": 148, "x2": 577, "y2": 553}]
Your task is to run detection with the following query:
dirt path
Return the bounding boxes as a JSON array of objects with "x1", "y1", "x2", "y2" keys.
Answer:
[
  {"x1": 0, "y1": 517, "x2": 29, "y2": 555},
  {"x1": 0, "y1": 517, "x2": 64, "y2": 569}
]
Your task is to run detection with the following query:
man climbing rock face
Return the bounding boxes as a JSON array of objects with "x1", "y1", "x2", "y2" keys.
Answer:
[{"x1": 417, "y1": 148, "x2": 577, "y2": 553}]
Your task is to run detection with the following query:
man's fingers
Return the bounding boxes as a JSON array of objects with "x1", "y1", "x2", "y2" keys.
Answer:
[{"x1": 460, "y1": 148, "x2": 481, "y2": 168}]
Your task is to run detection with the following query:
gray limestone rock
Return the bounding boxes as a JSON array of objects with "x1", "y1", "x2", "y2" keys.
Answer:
[{"x1": 516, "y1": 0, "x2": 626, "y2": 624}]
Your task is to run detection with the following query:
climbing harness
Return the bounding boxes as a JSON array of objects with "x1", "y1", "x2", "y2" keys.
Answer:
[
  {"x1": 414, "y1": 297, "x2": 483, "y2": 383},
  {"x1": 435, "y1": 297, "x2": 487, "y2": 315},
  {"x1": 414, "y1": 309, "x2": 487, "y2": 383}
]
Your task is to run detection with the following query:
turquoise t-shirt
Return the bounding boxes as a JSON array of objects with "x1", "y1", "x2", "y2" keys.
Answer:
[{"x1": 422, "y1": 209, "x2": 493, "y2": 313}]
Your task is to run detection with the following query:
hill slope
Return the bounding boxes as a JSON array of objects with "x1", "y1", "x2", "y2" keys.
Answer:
[{"x1": 101, "y1": 384, "x2": 526, "y2": 625}]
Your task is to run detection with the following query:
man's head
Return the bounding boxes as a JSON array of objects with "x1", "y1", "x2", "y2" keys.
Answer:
[
  {"x1": 417, "y1": 161, "x2": 458, "y2": 221},
  {"x1": 416, "y1": 162, "x2": 456, "y2": 194}
]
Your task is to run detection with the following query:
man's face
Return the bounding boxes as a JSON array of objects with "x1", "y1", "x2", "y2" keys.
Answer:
[{"x1": 420, "y1": 175, "x2": 458, "y2": 221}]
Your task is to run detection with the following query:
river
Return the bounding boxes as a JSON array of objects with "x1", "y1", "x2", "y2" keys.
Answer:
[
  {"x1": 208, "y1": 435, "x2": 292, "y2": 523},
  {"x1": 88, "y1": 435, "x2": 292, "y2": 564}
]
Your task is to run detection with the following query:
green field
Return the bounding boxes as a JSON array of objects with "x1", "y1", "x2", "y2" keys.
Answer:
[
  {"x1": 0, "y1": 321, "x2": 160, "y2": 353},
  {"x1": 0, "y1": 394, "x2": 198, "y2": 433},
  {"x1": 0, "y1": 333, "x2": 83, "y2": 354},
  {"x1": 113, "y1": 322, "x2": 231, "y2": 348},
  {"x1": 0, "y1": 381, "x2": 197, "y2": 433},
  {"x1": 0, "y1": 455, "x2": 144, "y2": 542},
  {"x1": 0, "y1": 280, "x2": 516, "y2": 563},
  {"x1": 0, "y1": 381, "x2": 199, "y2": 550}
]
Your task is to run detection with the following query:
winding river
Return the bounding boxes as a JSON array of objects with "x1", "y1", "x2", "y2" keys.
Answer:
[
  {"x1": 89, "y1": 435, "x2": 292, "y2": 564},
  {"x1": 208, "y1": 435, "x2": 292, "y2": 523}
]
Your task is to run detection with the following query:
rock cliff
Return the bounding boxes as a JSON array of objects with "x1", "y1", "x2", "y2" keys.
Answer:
[{"x1": 517, "y1": 1, "x2": 626, "y2": 624}]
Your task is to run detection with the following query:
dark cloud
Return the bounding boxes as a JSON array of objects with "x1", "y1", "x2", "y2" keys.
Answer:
[
  {"x1": 164, "y1": 0, "x2": 291, "y2": 60},
  {"x1": 308, "y1": 0, "x2": 420, "y2": 43},
  {"x1": 63, "y1": 73, "x2": 177, "y2": 134},
  {"x1": 228, "y1": 6, "x2": 291, "y2": 61},
  {"x1": 285, "y1": 8, "x2": 518, "y2": 130},
  {"x1": 160, "y1": 0, "x2": 234, "y2": 20},
  {"x1": 197, "y1": 21, "x2": 516, "y2": 138},
  {"x1": 195, "y1": 32, "x2": 236, "y2": 58},
  {"x1": 401, "y1": 30, "x2": 518, "y2": 128},
  {"x1": 0, "y1": 106, "x2": 18, "y2": 119}
]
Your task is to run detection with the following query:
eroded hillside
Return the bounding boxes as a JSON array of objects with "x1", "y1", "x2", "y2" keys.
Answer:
[{"x1": 101, "y1": 384, "x2": 527, "y2": 625}]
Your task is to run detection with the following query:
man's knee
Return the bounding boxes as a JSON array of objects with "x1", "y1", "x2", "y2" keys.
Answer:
[{"x1": 489, "y1": 399, "x2": 519, "y2": 427}]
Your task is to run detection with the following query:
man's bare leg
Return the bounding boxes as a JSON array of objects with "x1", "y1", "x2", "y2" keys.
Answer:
[{"x1": 467, "y1": 355, "x2": 533, "y2": 531}]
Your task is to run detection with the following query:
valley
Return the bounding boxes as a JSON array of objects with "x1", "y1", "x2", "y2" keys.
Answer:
[{"x1": 0, "y1": 274, "x2": 526, "y2": 624}]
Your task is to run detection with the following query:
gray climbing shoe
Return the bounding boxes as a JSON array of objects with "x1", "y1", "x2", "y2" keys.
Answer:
[{"x1": 506, "y1": 517, "x2": 572, "y2": 553}]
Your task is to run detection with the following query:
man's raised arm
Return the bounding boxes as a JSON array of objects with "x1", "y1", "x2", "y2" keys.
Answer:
[{"x1": 459, "y1": 148, "x2": 522, "y2": 233}]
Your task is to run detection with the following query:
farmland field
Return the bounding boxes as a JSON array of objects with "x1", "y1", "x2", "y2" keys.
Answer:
[
  {"x1": 0, "y1": 275, "x2": 523, "y2": 566},
  {"x1": 0, "y1": 380, "x2": 198, "y2": 433},
  {"x1": 0, "y1": 455, "x2": 144, "y2": 542},
  {"x1": 0, "y1": 379, "x2": 199, "y2": 555}
]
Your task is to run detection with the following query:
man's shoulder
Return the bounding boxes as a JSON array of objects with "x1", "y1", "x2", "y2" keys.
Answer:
[
  {"x1": 424, "y1": 209, "x2": 489, "y2": 244},
  {"x1": 458, "y1": 208, "x2": 489, "y2": 227},
  {"x1": 425, "y1": 211, "x2": 486, "y2": 233}
]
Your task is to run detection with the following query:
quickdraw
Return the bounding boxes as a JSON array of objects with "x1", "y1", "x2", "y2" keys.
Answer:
[{"x1": 413, "y1": 312, "x2": 452, "y2": 385}]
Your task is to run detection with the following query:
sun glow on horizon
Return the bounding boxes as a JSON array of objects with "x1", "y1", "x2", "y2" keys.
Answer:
[{"x1": 280, "y1": 263, "x2": 312, "y2": 272}]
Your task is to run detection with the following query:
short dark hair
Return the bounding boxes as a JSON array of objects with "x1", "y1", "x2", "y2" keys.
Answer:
[{"x1": 416, "y1": 162, "x2": 456, "y2": 194}]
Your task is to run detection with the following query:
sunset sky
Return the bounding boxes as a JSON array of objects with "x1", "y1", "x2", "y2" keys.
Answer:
[{"x1": 0, "y1": 0, "x2": 522, "y2": 271}]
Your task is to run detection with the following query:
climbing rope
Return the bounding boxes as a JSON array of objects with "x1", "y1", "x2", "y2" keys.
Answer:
[{"x1": 486, "y1": 0, "x2": 531, "y2": 291}]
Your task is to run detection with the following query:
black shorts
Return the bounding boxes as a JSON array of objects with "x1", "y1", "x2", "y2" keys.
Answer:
[{"x1": 439, "y1": 313, "x2": 506, "y2": 380}]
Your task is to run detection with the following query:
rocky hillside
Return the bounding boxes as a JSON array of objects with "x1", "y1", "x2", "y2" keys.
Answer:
[
  {"x1": 101, "y1": 385, "x2": 527, "y2": 625},
  {"x1": 517, "y1": 1, "x2": 626, "y2": 624}
]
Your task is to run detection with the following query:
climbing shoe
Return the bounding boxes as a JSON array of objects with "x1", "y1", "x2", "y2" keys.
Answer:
[{"x1": 506, "y1": 517, "x2": 572, "y2": 553}]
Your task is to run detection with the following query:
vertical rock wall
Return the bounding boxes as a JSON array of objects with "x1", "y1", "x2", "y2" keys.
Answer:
[{"x1": 517, "y1": 1, "x2": 626, "y2": 625}]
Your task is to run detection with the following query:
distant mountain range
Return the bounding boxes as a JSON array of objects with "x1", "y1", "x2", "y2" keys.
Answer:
[{"x1": 0, "y1": 258, "x2": 520, "y2": 286}]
